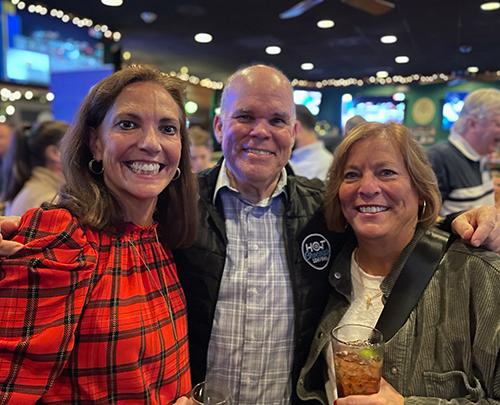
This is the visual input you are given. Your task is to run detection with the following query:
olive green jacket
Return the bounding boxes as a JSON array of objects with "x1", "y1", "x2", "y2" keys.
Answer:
[{"x1": 297, "y1": 227, "x2": 500, "y2": 404}]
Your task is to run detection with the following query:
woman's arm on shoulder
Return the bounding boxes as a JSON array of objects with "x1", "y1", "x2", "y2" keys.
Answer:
[{"x1": 0, "y1": 207, "x2": 97, "y2": 403}]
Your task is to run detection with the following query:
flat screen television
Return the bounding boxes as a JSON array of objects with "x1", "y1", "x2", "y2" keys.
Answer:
[
  {"x1": 6, "y1": 48, "x2": 50, "y2": 85},
  {"x1": 442, "y1": 91, "x2": 468, "y2": 130},
  {"x1": 341, "y1": 96, "x2": 406, "y2": 128},
  {"x1": 293, "y1": 90, "x2": 322, "y2": 116}
]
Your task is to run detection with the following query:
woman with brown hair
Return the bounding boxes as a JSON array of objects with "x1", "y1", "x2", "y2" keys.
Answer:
[
  {"x1": 0, "y1": 65, "x2": 197, "y2": 404},
  {"x1": 298, "y1": 122, "x2": 499, "y2": 404},
  {"x1": 2, "y1": 120, "x2": 69, "y2": 216}
]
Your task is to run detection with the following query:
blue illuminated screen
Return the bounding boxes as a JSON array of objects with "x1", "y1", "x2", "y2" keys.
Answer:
[
  {"x1": 293, "y1": 90, "x2": 322, "y2": 115},
  {"x1": 442, "y1": 92, "x2": 468, "y2": 130},
  {"x1": 341, "y1": 96, "x2": 405, "y2": 128},
  {"x1": 6, "y1": 48, "x2": 50, "y2": 85}
]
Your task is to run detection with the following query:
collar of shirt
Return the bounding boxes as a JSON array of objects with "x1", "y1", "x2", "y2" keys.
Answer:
[
  {"x1": 213, "y1": 159, "x2": 288, "y2": 206},
  {"x1": 449, "y1": 131, "x2": 481, "y2": 162}
]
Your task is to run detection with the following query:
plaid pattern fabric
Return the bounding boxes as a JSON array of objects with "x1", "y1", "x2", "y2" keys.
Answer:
[
  {"x1": 206, "y1": 181, "x2": 295, "y2": 405},
  {"x1": 0, "y1": 207, "x2": 190, "y2": 404}
]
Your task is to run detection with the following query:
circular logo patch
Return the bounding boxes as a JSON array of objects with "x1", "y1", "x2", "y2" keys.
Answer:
[{"x1": 301, "y1": 233, "x2": 331, "y2": 270}]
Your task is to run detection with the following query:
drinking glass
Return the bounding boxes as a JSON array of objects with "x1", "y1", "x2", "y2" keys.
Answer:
[
  {"x1": 190, "y1": 380, "x2": 231, "y2": 405},
  {"x1": 331, "y1": 323, "x2": 384, "y2": 397}
]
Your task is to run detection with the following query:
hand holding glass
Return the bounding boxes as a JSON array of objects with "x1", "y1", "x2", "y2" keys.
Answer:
[{"x1": 331, "y1": 323, "x2": 384, "y2": 397}]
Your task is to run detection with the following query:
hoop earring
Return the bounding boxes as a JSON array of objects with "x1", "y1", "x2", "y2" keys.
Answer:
[
  {"x1": 420, "y1": 200, "x2": 427, "y2": 218},
  {"x1": 172, "y1": 167, "x2": 181, "y2": 181},
  {"x1": 88, "y1": 159, "x2": 104, "y2": 175}
]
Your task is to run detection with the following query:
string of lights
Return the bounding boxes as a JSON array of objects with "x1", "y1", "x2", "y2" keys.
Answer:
[{"x1": 9, "y1": 0, "x2": 122, "y2": 42}]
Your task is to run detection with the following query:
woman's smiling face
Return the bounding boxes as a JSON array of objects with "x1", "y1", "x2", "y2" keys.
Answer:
[
  {"x1": 339, "y1": 136, "x2": 420, "y2": 244},
  {"x1": 91, "y1": 81, "x2": 182, "y2": 215}
]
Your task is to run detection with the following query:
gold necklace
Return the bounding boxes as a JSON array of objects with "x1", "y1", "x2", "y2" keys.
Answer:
[
  {"x1": 128, "y1": 230, "x2": 181, "y2": 395},
  {"x1": 354, "y1": 248, "x2": 384, "y2": 310}
]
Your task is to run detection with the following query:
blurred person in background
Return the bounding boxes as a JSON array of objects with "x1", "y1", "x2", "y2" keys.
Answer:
[
  {"x1": 0, "y1": 122, "x2": 13, "y2": 162},
  {"x1": 0, "y1": 65, "x2": 197, "y2": 404},
  {"x1": 343, "y1": 114, "x2": 366, "y2": 135},
  {"x1": 1, "y1": 120, "x2": 68, "y2": 216},
  {"x1": 427, "y1": 88, "x2": 500, "y2": 215},
  {"x1": 290, "y1": 104, "x2": 333, "y2": 181},
  {"x1": 298, "y1": 122, "x2": 499, "y2": 404},
  {"x1": 189, "y1": 125, "x2": 214, "y2": 173},
  {"x1": 0, "y1": 122, "x2": 14, "y2": 203}
]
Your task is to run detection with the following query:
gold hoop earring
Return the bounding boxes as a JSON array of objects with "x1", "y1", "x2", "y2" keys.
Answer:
[{"x1": 88, "y1": 159, "x2": 104, "y2": 174}]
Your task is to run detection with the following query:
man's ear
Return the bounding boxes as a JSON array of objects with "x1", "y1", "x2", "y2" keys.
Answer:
[
  {"x1": 213, "y1": 114, "x2": 223, "y2": 145},
  {"x1": 89, "y1": 128, "x2": 103, "y2": 160}
]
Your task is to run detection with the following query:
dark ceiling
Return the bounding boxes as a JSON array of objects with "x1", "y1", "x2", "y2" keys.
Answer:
[{"x1": 33, "y1": 0, "x2": 500, "y2": 83}]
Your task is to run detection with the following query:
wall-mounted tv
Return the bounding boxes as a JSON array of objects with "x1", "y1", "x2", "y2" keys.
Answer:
[
  {"x1": 341, "y1": 96, "x2": 406, "y2": 128},
  {"x1": 6, "y1": 48, "x2": 50, "y2": 85},
  {"x1": 442, "y1": 91, "x2": 468, "y2": 130},
  {"x1": 293, "y1": 90, "x2": 322, "y2": 116}
]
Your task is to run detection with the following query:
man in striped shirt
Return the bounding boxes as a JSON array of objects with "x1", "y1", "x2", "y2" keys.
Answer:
[{"x1": 427, "y1": 88, "x2": 500, "y2": 215}]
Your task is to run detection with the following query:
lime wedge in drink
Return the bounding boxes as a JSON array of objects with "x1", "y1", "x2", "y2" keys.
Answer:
[{"x1": 359, "y1": 347, "x2": 378, "y2": 360}]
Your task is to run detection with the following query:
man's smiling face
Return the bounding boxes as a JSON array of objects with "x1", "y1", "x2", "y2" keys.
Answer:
[{"x1": 214, "y1": 66, "x2": 296, "y2": 197}]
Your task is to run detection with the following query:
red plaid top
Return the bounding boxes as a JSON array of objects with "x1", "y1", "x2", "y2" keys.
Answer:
[{"x1": 0, "y1": 208, "x2": 191, "y2": 404}]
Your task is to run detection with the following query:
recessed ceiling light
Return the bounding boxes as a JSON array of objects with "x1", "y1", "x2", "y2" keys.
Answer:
[
  {"x1": 480, "y1": 1, "x2": 500, "y2": 11},
  {"x1": 376, "y1": 70, "x2": 389, "y2": 78},
  {"x1": 194, "y1": 33, "x2": 213, "y2": 43},
  {"x1": 395, "y1": 55, "x2": 409, "y2": 64},
  {"x1": 317, "y1": 19, "x2": 335, "y2": 29},
  {"x1": 301, "y1": 63, "x2": 314, "y2": 70},
  {"x1": 101, "y1": 0, "x2": 123, "y2": 6},
  {"x1": 380, "y1": 35, "x2": 397, "y2": 44},
  {"x1": 467, "y1": 66, "x2": 479, "y2": 73},
  {"x1": 265, "y1": 46, "x2": 281, "y2": 55}
]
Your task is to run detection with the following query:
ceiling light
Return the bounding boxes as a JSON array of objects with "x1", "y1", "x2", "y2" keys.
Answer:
[
  {"x1": 24, "y1": 90, "x2": 33, "y2": 100},
  {"x1": 265, "y1": 46, "x2": 281, "y2": 55},
  {"x1": 122, "y1": 51, "x2": 131, "y2": 60},
  {"x1": 0, "y1": 116, "x2": 5, "y2": 123},
  {"x1": 194, "y1": 33, "x2": 213, "y2": 43},
  {"x1": 301, "y1": 63, "x2": 314, "y2": 71},
  {"x1": 480, "y1": 1, "x2": 500, "y2": 10},
  {"x1": 317, "y1": 19, "x2": 335, "y2": 29},
  {"x1": 46, "y1": 92, "x2": 55, "y2": 101},
  {"x1": 395, "y1": 55, "x2": 409, "y2": 64},
  {"x1": 5, "y1": 105, "x2": 15, "y2": 115},
  {"x1": 101, "y1": 0, "x2": 123, "y2": 6},
  {"x1": 467, "y1": 66, "x2": 479, "y2": 73},
  {"x1": 113, "y1": 32, "x2": 122, "y2": 41},
  {"x1": 376, "y1": 70, "x2": 389, "y2": 78},
  {"x1": 380, "y1": 35, "x2": 397, "y2": 44}
]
